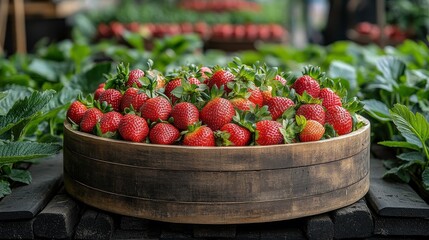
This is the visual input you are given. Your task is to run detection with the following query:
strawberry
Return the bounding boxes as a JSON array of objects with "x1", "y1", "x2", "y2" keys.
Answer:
[
  {"x1": 140, "y1": 96, "x2": 172, "y2": 122},
  {"x1": 80, "y1": 108, "x2": 103, "y2": 133},
  {"x1": 217, "y1": 123, "x2": 251, "y2": 146},
  {"x1": 292, "y1": 75, "x2": 320, "y2": 98},
  {"x1": 118, "y1": 114, "x2": 149, "y2": 142},
  {"x1": 120, "y1": 88, "x2": 149, "y2": 112},
  {"x1": 299, "y1": 120, "x2": 325, "y2": 142},
  {"x1": 127, "y1": 69, "x2": 144, "y2": 87},
  {"x1": 188, "y1": 77, "x2": 201, "y2": 85},
  {"x1": 94, "y1": 87, "x2": 105, "y2": 101},
  {"x1": 98, "y1": 111, "x2": 123, "y2": 134},
  {"x1": 261, "y1": 86, "x2": 273, "y2": 104},
  {"x1": 325, "y1": 105, "x2": 352, "y2": 135},
  {"x1": 230, "y1": 98, "x2": 255, "y2": 111},
  {"x1": 274, "y1": 75, "x2": 287, "y2": 85},
  {"x1": 207, "y1": 69, "x2": 235, "y2": 92},
  {"x1": 200, "y1": 97, "x2": 235, "y2": 131},
  {"x1": 248, "y1": 87, "x2": 264, "y2": 107},
  {"x1": 319, "y1": 88, "x2": 342, "y2": 108},
  {"x1": 296, "y1": 104, "x2": 325, "y2": 125},
  {"x1": 171, "y1": 102, "x2": 199, "y2": 130},
  {"x1": 199, "y1": 66, "x2": 212, "y2": 82},
  {"x1": 164, "y1": 78, "x2": 182, "y2": 103},
  {"x1": 183, "y1": 125, "x2": 215, "y2": 146},
  {"x1": 266, "y1": 97, "x2": 295, "y2": 120},
  {"x1": 67, "y1": 101, "x2": 87, "y2": 125},
  {"x1": 99, "y1": 89, "x2": 123, "y2": 112},
  {"x1": 255, "y1": 120, "x2": 283, "y2": 145},
  {"x1": 149, "y1": 123, "x2": 180, "y2": 145}
]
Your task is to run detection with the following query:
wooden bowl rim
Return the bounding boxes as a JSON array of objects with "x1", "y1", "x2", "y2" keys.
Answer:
[{"x1": 64, "y1": 115, "x2": 370, "y2": 150}]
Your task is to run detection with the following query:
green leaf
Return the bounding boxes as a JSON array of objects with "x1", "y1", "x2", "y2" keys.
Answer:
[
  {"x1": 362, "y1": 99, "x2": 391, "y2": 122},
  {"x1": 0, "y1": 180, "x2": 11, "y2": 198},
  {"x1": 397, "y1": 151, "x2": 425, "y2": 162},
  {"x1": 376, "y1": 56, "x2": 406, "y2": 82},
  {"x1": 123, "y1": 32, "x2": 144, "y2": 51},
  {"x1": 390, "y1": 104, "x2": 429, "y2": 148},
  {"x1": 328, "y1": 61, "x2": 357, "y2": 90},
  {"x1": 378, "y1": 141, "x2": 421, "y2": 151},
  {"x1": 0, "y1": 86, "x2": 32, "y2": 116},
  {"x1": 422, "y1": 168, "x2": 429, "y2": 190},
  {"x1": 8, "y1": 169, "x2": 31, "y2": 184},
  {"x1": 0, "y1": 142, "x2": 61, "y2": 164},
  {"x1": 70, "y1": 44, "x2": 91, "y2": 72},
  {"x1": 0, "y1": 90, "x2": 55, "y2": 135},
  {"x1": 28, "y1": 59, "x2": 58, "y2": 82}
]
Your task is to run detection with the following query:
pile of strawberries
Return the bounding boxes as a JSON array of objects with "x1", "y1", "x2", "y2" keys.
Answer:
[{"x1": 66, "y1": 58, "x2": 363, "y2": 146}]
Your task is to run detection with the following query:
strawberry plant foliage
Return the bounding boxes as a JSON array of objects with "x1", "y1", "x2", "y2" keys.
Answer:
[
  {"x1": 0, "y1": 90, "x2": 62, "y2": 198},
  {"x1": 379, "y1": 104, "x2": 429, "y2": 189}
]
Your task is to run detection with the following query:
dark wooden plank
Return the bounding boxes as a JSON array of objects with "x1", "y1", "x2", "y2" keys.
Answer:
[
  {"x1": 74, "y1": 209, "x2": 115, "y2": 240},
  {"x1": 33, "y1": 194, "x2": 81, "y2": 239},
  {"x1": 304, "y1": 214, "x2": 334, "y2": 240},
  {"x1": 0, "y1": 219, "x2": 34, "y2": 239},
  {"x1": 373, "y1": 213, "x2": 429, "y2": 236},
  {"x1": 367, "y1": 158, "x2": 429, "y2": 218},
  {"x1": 332, "y1": 198, "x2": 374, "y2": 239},
  {"x1": 0, "y1": 153, "x2": 63, "y2": 220},
  {"x1": 193, "y1": 224, "x2": 236, "y2": 238}
]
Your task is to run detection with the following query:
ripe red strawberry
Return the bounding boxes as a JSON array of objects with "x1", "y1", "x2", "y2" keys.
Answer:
[
  {"x1": 183, "y1": 125, "x2": 215, "y2": 146},
  {"x1": 274, "y1": 75, "x2": 287, "y2": 85},
  {"x1": 149, "y1": 123, "x2": 180, "y2": 145},
  {"x1": 199, "y1": 66, "x2": 212, "y2": 82},
  {"x1": 207, "y1": 69, "x2": 235, "y2": 92},
  {"x1": 296, "y1": 104, "x2": 326, "y2": 125},
  {"x1": 67, "y1": 101, "x2": 87, "y2": 124},
  {"x1": 171, "y1": 102, "x2": 199, "y2": 130},
  {"x1": 219, "y1": 123, "x2": 251, "y2": 146},
  {"x1": 261, "y1": 86, "x2": 273, "y2": 104},
  {"x1": 299, "y1": 120, "x2": 325, "y2": 142},
  {"x1": 200, "y1": 97, "x2": 235, "y2": 131},
  {"x1": 164, "y1": 78, "x2": 182, "y2": 103},
  {"x1": 188, "y1": 77, "x2": 201, "y2": 85},
  {"x1": 266, "y1": 97, "x2": 295, "y2": 120},
  {"x1": 255, "y1": 120, "x2": 283, "y2": 145},
  {"x1": 94, "y1": 87, "x2": 105, "y2": 101},
  {"x1": 248, "y1": 87, "x2": 264, "y2": 107},
  {"x1": 230, "y1": 98, "x2": 255, "y2": 111},
  {"x1": 99, "y1": 89, "x2": 123, "y2": 112},
  {"x1": 140, "y1": 96, "x2": 172, "y2": 122},
  {"x1": 120, "y1": 88, "x2": 149, "y2": 112},
  {"x1": 325, "y1": 105, "x2": 352, "y2": 135},
  {"x1": 80, "y1": 108, "x2": 103, "y2": 133},
  {"x1": 319, "y1": 88, "x2": 342, "y2": 108},
  {"x1": 126, "y1": 69, "x2": 144, "y2": 87},
  {"x1": 118, "y1": 114, "x2": 149, "y2": 142},
  {"x1": 98, "y1": 111, "x2": 123, "y2": 134},
  {"x1": 292, "y1": 75, "x2": 320, "y2": 98}
]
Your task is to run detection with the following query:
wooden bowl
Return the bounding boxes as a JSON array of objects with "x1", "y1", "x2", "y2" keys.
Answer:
[{"x1": 63, "y1": 117, "x2": 370, "y2": 224}]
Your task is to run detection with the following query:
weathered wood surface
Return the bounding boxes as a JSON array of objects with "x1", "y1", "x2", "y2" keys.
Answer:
[
  {"x1": 367, "y1": 158, "x2": 429, "y2": 218},
  {"x1": 0, "y1": 154, "x2": 63, "y2": 220},
  {"x1": 63, "y1": 118, "x2": 370, "y2": 224}
]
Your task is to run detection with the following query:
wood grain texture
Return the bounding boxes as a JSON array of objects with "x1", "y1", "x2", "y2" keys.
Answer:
[{"x1": 63, "y1": 117, "x2": 370, "y2": 224}]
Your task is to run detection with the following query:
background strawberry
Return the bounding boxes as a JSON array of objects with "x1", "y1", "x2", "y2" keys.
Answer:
[
  {"x1": 200, "y1": 97, "x2": 235, "y2": 130},
  {"x1": 248, "y1": 87, "x2": 264, "y2": 107},
  {"x1": 266, "y1": 96, "x2": 295, "y2": 120},
  {"x1": 80, "y1": 108, "x2": 103, "y2": 133},
  {"x1": 171, "y1": 102, "x2": 199, "y2": 130},
  {"x1": 140, "y1": 96, "x2": 172, "y2": 122},
  {"x1": 292, "y1": 75, "x2": 320, "y2": 98},
  {"x1": 325, "y1": 105, "x2": 352, "y2": 135},
  {"x1": 118, "y1": 114, "x2": 149, "y2": 142},
  {"x1": 183, "y1": 125, "x2": 215, "y2": 146},
  {"x1": 255, "y1": 120, "x2": 283, "y2": 145},
  {"x1": 296, "y1": 104, "x2": 325, "y2": 125},
  {"x1": 149, "y1": 123, "x2": 180, "y2": 145},
  {"x1": 230, "y1": 98, "x2": 255, "y2": 111},
  {"x1": 299, "y1": 119, "x2": 325, "y2": 142},
  {"x1": 67, "y1": 101, "x2": 87, "y2": 125},
  {"x1": 99, "y1": 89, "x2": 123, "y2": 112},
  {"x1": 274, "y1": 75, "x2": 287, "y2": 85},
  {"x1": 127, "y1": 69, "x2": 144, "y2": 87},
  {"x1": 164, "y1": 78, "x2": 182, "y2": 103},
  {"x1": 207, "y1": 68, "x2": 235, "y2": 92}
]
